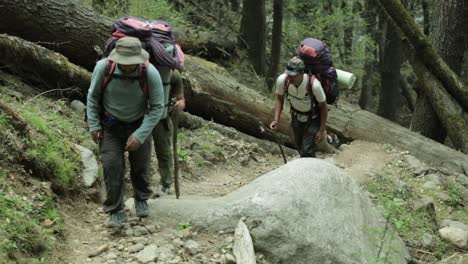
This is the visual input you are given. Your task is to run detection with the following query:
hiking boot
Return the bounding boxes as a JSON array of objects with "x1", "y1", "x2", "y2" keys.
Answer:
[
  {"x1": 107, "y1": 210, "x2": 127, "y2": 228},
  {"x1": 154, "y1": 185, "x2": 170, "y2": 198},
  {"x1": 135, "y1": 200, "x2": 149, "y2": 218}
]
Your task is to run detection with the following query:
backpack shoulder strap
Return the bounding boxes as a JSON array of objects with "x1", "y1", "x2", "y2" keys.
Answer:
[
  {"x1": 138, "y1": 61, "x2": 150, "y2": 97},
  {"x1": 306, "y1": 74, "x2": 315, "y2": 98},
  {"x1": 101, "y1": 58, "x2": 117, "y2": 93},
  {"x1": 169, "y1": 69, "x2": 175, "y2": 97},
  {"x1": 283, "y1": 78, "x2": 291, "y2": 95}
]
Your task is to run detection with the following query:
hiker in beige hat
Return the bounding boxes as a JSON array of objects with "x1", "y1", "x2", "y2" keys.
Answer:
[
  {"x1": 87, "y1": 37, "x2": 164, "y2": 227},
  {"x1": 269, "y1": 57, "x2": 328, "y2": 158}
]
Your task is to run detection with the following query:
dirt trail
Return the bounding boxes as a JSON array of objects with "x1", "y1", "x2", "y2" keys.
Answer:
[{"x1": 53, "y1": 140, "x2": 392, "y2": 264}]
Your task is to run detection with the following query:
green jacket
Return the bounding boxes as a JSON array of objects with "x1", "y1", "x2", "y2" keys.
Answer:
[{"x1": 87, "y1": 59, "x2": 164, "y2": 143}]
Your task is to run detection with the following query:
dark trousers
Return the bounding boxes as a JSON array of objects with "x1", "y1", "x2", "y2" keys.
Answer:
[
  {"x1": 101, "y1": 124, "x2": 152, "y2": 213},
  {"x1": 152, "y1": 117, "x2": 173, "y2": 188},
  {"x1": 291, "y1": 115, "x2": 321, "y2": 158}
]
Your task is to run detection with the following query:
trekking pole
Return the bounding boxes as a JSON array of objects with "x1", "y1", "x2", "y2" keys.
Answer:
[
  {"x1": 259, "y1": 123, "x2": 287, "y2": 164},
  {"x1": 172, "y1": 108, "x2": 181, "y2": 199}
]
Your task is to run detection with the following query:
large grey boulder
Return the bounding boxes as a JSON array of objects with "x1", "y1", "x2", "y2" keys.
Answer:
[{"x1": 142, "y1": 159, "x2": 410, "y2": 264}]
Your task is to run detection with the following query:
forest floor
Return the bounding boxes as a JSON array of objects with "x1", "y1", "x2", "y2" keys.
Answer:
[
  {"x1": 51, "y1": 139, "x2": 395, "y2": 264},
  {"x1": 1, "y1": 72, "x2": 467, "y2": 264},
  {"x1": 49, "y1": 135, "x2": 468, "y2": 264}
]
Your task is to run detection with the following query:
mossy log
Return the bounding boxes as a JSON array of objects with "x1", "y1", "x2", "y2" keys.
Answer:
[
  {"x1": 182, "y1": 56, "x2": 296, "y2": 147},
  {"x1": 178, "y1": 111, "x2": 297, "y2": 157},
  {"x1": 0, "y1": 34, "x2": 295, "y2": 147},
  {"x1": 0, "y1": 34, "x2": 91, "y2": 97},
  {"x1": 0, "y1": 0, "x2": 236, "y2": 71},
  {"x1": 3, "y1": 35, "x2": 467, "y2": 173},
  {"x1": 329, "y1": 101, "x2": 468, "y2": 174},
  {"x1": 374, "y1": 0, "x2": 468, "y2": 113}
]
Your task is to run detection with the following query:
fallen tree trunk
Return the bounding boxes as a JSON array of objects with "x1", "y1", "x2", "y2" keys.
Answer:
[
  {"x1": 3, "y1": 34, "x2": 468, "y2": 174},
  {"x1": 329, "y1": 101, "x2": 468, "y2": 174},
  {"x1": 0, "y1": 0, "x2": 236, "y2": 70},
  {"x1": 178, "y1": 111, "x2": 297, "y2": 157},
  {"x1": 0, "y1": 34, "x2": 296, "y2": 146},
  {"x1": 0, "y1": 34, "x2": 91, "y2": 97}
]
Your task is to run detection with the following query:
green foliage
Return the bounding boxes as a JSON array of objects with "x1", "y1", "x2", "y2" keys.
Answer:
[
  {"x1": 366, "y1": 173, "x2": 433, "y2": 237},
  {"x1": 176, "y1": 222, "x2": 192, "y2": 231},
  {"x1": 0, "y1": 112, "x2": 7, "y2": 127},
  {"x1": 81, "y1": 0, "x2": 188, "y2": 28},
  {"x1": 279, "y1": 0, "x2": 376, "y2": 91},
  {"x1": 21, "y1": 111, "x2": 80, "y2": 191},
  {"x1": 0, "y1": 97, "x2": 89, "y2": 193},
  {"x1": 0, "y1": 189, "x2": 59, "y2": 261},
  {"x1": 445, "y1": 178, "x2": 463, "y2": 208}
]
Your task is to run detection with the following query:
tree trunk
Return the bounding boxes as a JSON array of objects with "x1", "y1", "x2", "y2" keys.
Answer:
[
  {"x1": 0, "y1": 0, "x2": 112, "y2": 71},
  {"x1": 421, "y1": 0, "x2": 430, "y2": 35},
  {"x1": 410, "y1": 0, "x2": 465, "y2": 142},
  {"x1": 399, "y1": 76, "x2": 416, "y2": 112},
  {"x1": 377, "y1": 23, "x2": 402, "y2": 121},
  {"x1": 373, "y1": 0, "x2": 468, "y2": 153},
  {"x1": 229, "y1": 0, "x2": 239, "y2": 12},
  {"x1": 374, "y1": 0, "x2": 468, "y2": 113},
  {"x1": 359, "y1": 0, "x2": 377, "y2": 110},
  {"x1": 239, "y1": 0, "x2": 267, "y2": 76},
  {"x1": 178, "y1": 111, "x2": 296, "y2": 157},
  {"x1": 266, "y1": 0, "x2": 283, "y2": 90},
  {"x1": 329, "y1": 101, "x2": 468, "y2": 174},
  {"x1": 181, "y1": 56, "x2": 294, "y2": 147},
  {"x1": 4, "y1": 1, "x2": 468, "y2": 172},
  {"x1": 0, "y1": 0, "x2": 236, "y2": 70},
  {"x1": 432, "y1": 0, "x2": 465, "y2": 74},
  {"x1": 411, "y1": 89, "x2": 446, "y2": 142},
  {"x1": 0, "y1": 34, "x2": 91, "y2": 97}
]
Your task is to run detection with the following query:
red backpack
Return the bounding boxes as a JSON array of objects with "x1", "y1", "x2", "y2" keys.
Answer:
[
  {"x1": 102, "y1": 16, "x2": 184, "y2": 70},
  {"x1": 297, "y1": 38, "x2": 338, "y2": 105}
]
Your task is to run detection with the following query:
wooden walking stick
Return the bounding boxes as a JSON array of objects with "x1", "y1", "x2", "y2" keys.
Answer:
[{"x1": 172, "y1": 108, "x2": 181, "y2": 199}]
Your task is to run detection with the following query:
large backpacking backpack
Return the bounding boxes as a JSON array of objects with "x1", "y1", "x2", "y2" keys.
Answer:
[
  {"x1": 102, "y1": 16, "x2": 184, "y2": 70},
  {"x1": 297, "y1": 38, "x2": 338, "y2": 105}
]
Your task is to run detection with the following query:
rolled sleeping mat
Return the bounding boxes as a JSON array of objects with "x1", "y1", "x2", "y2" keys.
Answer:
[{"x1": 336, "y1": 69, "x2": 356, "y2": 89}]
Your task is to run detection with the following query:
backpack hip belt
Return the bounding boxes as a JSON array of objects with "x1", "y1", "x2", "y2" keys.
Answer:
[{"x1": 290, "y1": 106, "x2": 318, "y2": 120}]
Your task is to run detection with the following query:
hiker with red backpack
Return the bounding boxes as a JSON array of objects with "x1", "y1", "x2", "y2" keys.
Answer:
[
  {"x1": 270, "y1": 38, "x2": 339, "y2": 158},
  {"x1": 101, "y1": 16, "x2": 185, "y2": 198},
  {"x1": 269, "y1": 57, "x2": 328, "y2": 158},
  {"x1": 87, "y1": 37, "x2": 165, "y2": 228}
]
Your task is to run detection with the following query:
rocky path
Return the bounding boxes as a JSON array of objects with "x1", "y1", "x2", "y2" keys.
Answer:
[{"x1": 52, "y1": 140, "x2": 468, "y2": 263}]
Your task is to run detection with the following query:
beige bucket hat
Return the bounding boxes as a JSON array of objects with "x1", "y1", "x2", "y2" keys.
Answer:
[{"x1": 109, "y1": 37, "x2": 149, "y2": 65}]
